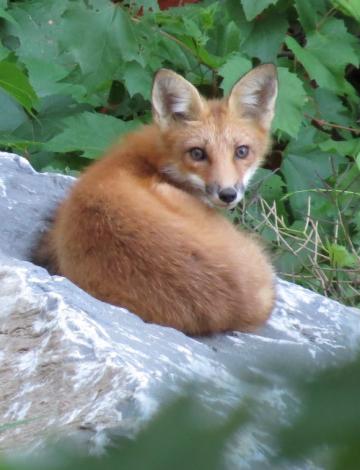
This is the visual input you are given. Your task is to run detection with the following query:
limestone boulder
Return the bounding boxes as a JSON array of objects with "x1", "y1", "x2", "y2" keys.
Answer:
[{"x1": 0, "y1": 152, "x2": 359, "y2": 468}]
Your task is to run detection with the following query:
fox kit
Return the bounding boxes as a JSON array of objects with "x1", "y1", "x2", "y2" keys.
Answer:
[{"x1": 35, "y1": 64, "x2": 278, "y2": 336}]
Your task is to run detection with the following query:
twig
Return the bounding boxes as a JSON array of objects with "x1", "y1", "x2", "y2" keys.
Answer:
[
  {"x1": 281, "y1": 188, "x2": 360, "y2": 202},
  {"x1": 304, "y1": 113, "x2": 360, "y2": 134},
  {"x1": 316, "y1": 6, "x2": 337, "y2": 30}
]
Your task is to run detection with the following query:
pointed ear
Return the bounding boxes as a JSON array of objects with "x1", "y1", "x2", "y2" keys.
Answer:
[
  {"x1": 152, "y1": 69, "x2": 204, "y2": 128},
  {"x1": 228, "y1": 64, "x2": 278, "y2": 130}
]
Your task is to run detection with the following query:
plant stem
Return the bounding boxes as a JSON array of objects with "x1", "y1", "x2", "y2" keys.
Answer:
[
  {"x1": 304, "y1": 113, "x2": 360, "y2": 134},
  {"x1": 316, "y1": 6, "x2": 336, "y2": 30},
  {"x1": 281, "y1": 188, "x2": 360, "y2": 202}
]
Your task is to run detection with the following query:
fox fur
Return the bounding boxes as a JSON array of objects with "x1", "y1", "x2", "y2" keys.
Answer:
[{"x1": 33, "y1": 64, "x2": 278, "y2": 335}]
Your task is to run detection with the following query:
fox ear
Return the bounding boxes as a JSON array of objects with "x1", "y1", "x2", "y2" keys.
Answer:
[
  {"x1": 152, "y1": 69, "x2": 204, "y2": 128},
  {"x1": 228, "y1": 64, "x2": 278, "y2": 130}
]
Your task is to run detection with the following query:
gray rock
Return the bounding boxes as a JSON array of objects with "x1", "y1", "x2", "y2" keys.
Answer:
[{"x1": 0, "y1": 152, "x2": 359, "y2": 468}]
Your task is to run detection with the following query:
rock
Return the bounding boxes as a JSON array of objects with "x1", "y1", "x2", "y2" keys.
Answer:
[{"x1": 0, "y1": 152, "x2": 359, "y2": 467}]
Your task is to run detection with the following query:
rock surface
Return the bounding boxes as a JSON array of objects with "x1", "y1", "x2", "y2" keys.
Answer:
[{"x1": 0, "y1": 152, "x2": 359, "y2": 468}]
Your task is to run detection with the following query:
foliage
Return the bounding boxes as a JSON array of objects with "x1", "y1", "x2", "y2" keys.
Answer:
[
  {"x1": 276, "y1": 355, "x2": 360, "y2": 469},
  {"x1": 2, "y1": 354, "x2": 360, "y2": 468},
  {"x1": 0, "y1": 0, "x2": 359, "y2": 305}
]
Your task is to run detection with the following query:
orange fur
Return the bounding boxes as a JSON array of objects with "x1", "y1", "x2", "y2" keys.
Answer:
[{"x1": 36, "y1": 66, "x2": 278, "y2": 335}]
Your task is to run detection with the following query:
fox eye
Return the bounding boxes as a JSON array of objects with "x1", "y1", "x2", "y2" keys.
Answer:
[
  {"x1": 235, "y1": 145, "x2": 249, "y2": 159},
  {"x1": 189, "y1": 147, "x2": 207, "y2": 162}
]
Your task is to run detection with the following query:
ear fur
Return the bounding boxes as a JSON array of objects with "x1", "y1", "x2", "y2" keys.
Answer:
[
  {"x1": 228, "y1": 64, "x2": 278, "y2": 130},
  {"x1": 152, "y1": 69, "x2": 204, "y2": 128}
]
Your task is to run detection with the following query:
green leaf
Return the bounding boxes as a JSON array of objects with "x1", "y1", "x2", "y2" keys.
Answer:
[
  {"x1": 261, "y1": 174, "x2": 285, "y2": 202},
  {"x1": 123, "y1": 62, "x2": 152, "y2": 100},
  {"x1": 156, "y1": 37, "x2": 192, "y2": 71},
  {"x1": 23, "y1": 57, "x2": 86, "y2": 100},
  {"x1": 327, "y1": 243, "x2": 357, "y2": 268},
  {"x1": 224, "y1": 0, "x2": 253, "y2": 41},
  {"x1": 357, "y1": 153, "x2": 360, "y2": 171},
  {"x1": 0, "y1": 43, "x2": 10, "y2": 61},
  {"x1": 211, "y1": 21, "x2": 241, "y2": 58},
  {"x1": 275, "y1": 248, "x2": 308, "y2": 277},
  {"x1": 255, "y1": 169, "x2": 285, "y2": 201},
  {"x1": 196, "y1": 47, "x2": 224, "y2": 69},
  {"x1": 285, "y1": 18, "x2": 359, "y2": 95},
  {"x1": 240, "y1": 0, "x2": 279, "y2": 21},
  {"x1": 218, "y1": 53, "x2": 252, "y2": 94},
  {"x1": 0, "y1": 88, "x2": 28, "y2": 133},
  {"x1": 31, "y1": 152, "x2": 90, "y2": 174},
  {"x1": 7, "y1": 1, "x2": 69, "y2": 62},
  {"x1": 158, "y1": 37, "x2": 191, "y2": 70},
  {"x1": 312, "y1": 88, "x2": 352, "y2": 127},
  {"x1": 319, "y1": 139, "x2": 360, "y2": 157},
  {"x1": 273, "y1": 67, "x2": 307, "y2": 137},
  {"x1": 0, "y1": 60, "x2": 38, "y2": 112},
  {"x1": 285, "y1": 36, "x2": 337, "y2": 92},
  {"x1": 281, "y1": 128, "x2": 345, "y2": 215},
  {"x1": 0, "y1": 6, "x2": 17, "y2": 25},
  {"x1": 294, "y1": 0, "x2": 317, "y2": 32},
  {"x1": 59, "y1": 3, "x2": 140, "y2": 90},
  {"x1": 332, "y1": 0, "x2": 360, "y2": 22},
  {"x1": 354, "y1": 208, "x2": 360, "y2": 230},
  {"x1": 0, "y1": 396, "x2": 248, "y2": 470},
  {"x1": 104, "y1": 397, "x2": 246, "y2": 470},
  {"x1": 44, "y1": 112, "x2": 141, "y2": 158},
  {"x1": 112, "y1": 6, "x2": 140, "y2": 62},
  {"x1": 308, "y1": 17, "x2": 359, "y2": 71},
  {"x1": 241, "y1": 9, "x2": 288, "y2": 62},
  {"x1": 0, "y1": 95, "x2": 89, "y2": 156},
  {"x1": 279, "y1": 357, "x2": 360, "y2": 461},
  {"x1": 183, "y1": 16, "x2": 208, "y2": 46},
  {"x1": 27, "y1": 94, "x2": 90, "y2": 146},
  {"x1": 0, "y1": 134, "x2": 41, "y2": 151}
]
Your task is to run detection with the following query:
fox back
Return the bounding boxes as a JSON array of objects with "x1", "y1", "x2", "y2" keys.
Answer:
[{"x1": 34, "y1": 65, "x2": 278, "y2": 335}]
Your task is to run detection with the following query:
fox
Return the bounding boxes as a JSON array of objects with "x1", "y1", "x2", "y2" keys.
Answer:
[{"x1": 34, "y1": 64, "x2": 278, "y2": 336}]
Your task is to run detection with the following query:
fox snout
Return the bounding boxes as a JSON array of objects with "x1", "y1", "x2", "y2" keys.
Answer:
[
  {"x1": 206, "y1": 183, "x2": 244, "y2": 208},
  {"x1": 218, "y1": 187, "x2": 238, "y2": 203}
]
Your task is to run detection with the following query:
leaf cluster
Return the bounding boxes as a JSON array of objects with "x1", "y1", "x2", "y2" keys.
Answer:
[{"x1": 0, "y1": 0, "x2": 359, "y2": 305}]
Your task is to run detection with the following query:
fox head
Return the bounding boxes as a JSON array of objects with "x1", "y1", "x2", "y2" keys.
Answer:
[{"x1": 152, "y1": 64, "x2": 278, "y2": 209}]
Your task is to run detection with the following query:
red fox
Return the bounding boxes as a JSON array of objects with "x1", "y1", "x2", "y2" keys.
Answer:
[{"x1": 35, "y1": 64, "x2": 278, "y2": 335}]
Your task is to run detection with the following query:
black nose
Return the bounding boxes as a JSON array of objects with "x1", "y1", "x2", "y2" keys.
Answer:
[{"x1": 218, "y1": 187, "x2": 237, "y2": 203}]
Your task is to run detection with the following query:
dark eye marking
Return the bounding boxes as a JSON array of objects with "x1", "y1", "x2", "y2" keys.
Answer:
[
  {"x1": 189, "y1": 147, "x2": 207, "y2": 162},
  {"x1": 235, "y1": 145, "x2": 249, "y2": 159}
]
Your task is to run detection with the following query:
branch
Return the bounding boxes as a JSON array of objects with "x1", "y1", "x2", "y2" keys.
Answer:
[
  {"x1": 305, "y1": 113, "x2": 360, "y2": 134},
  {"x1": 316, "y1": 6, "x2": 337, "y2": 30}
]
